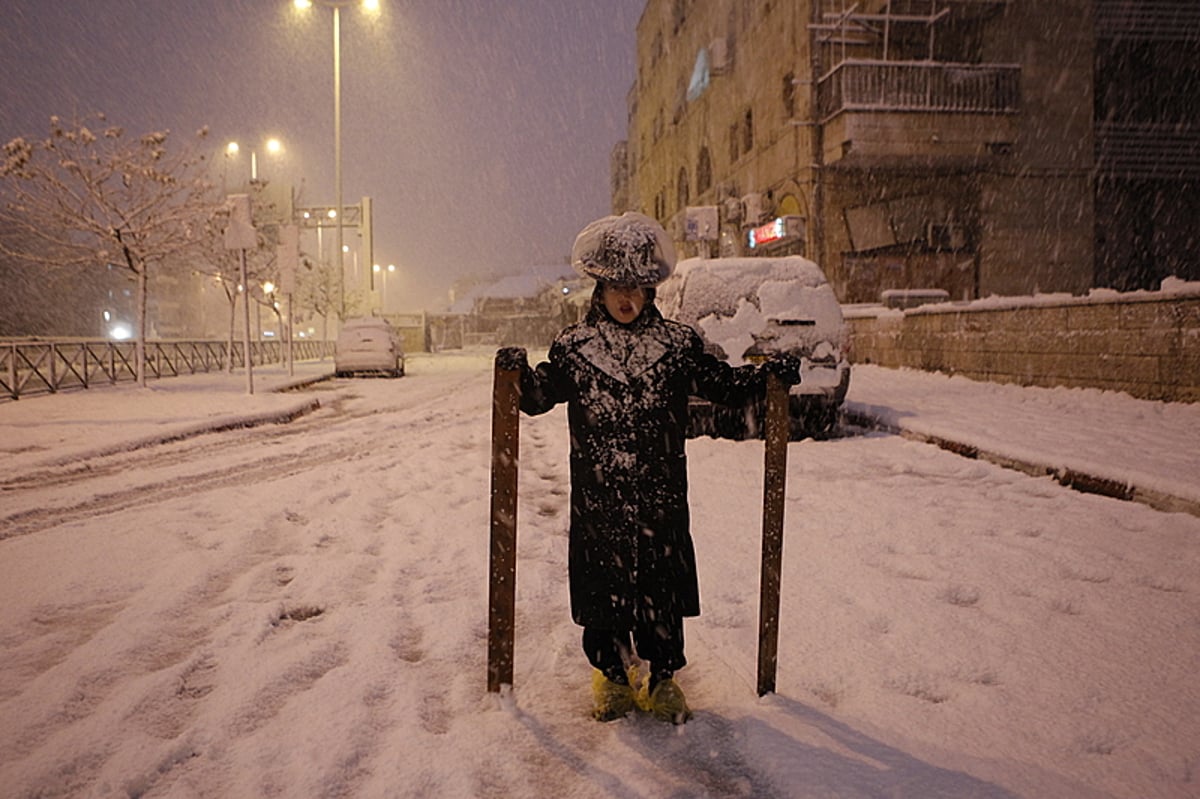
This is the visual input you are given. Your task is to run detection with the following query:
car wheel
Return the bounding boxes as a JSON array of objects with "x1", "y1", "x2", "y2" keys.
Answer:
[{"x1": 790, "y1": 396, "x2": 839, "y2": 440}]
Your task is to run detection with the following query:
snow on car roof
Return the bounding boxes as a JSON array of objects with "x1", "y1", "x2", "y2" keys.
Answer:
[{"x1": 665, "y1": 256, "x2": 845, "y2": 366}]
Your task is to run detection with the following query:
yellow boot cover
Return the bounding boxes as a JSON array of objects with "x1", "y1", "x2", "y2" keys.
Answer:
[
  {"x1": 647, "y1": 678, "x2": 692, "y2": 725},
  {"x1": 591, "y1": 669, "x2": 636, "y2": 722}
]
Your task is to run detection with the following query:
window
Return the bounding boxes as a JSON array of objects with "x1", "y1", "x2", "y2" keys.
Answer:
[
  {"x1": 687, "y1": 47, "x2": 711, "y2": 102},
  {"x1": 782, "y1": 72, "x2": 796, "y2": 118},
  {"x1": 697, "y1": 146, "x2": 713, "y2": 194},
  {"x1": 729, "y1": 122, "x2": 740, "y2": 163},
  {"x1": 677, "y1": 167, "x2": 690, "y2": 209},
  {"x1": 742, "y1": 108, "x2": 754, "y2": 154}
]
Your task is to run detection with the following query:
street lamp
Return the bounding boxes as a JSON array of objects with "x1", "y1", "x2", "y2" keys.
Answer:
[
  {"x1": 225, "y1": 137, "x2": 284, "y2": 182},
  {"x1": 373, "y1": 262, "x2": 396, "y2": 311},
  {"x1": 291, "y1": 0, "x2": 381, "y2": 319}
]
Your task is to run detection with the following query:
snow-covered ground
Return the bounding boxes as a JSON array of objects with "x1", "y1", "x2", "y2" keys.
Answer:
[{"x1": 1, "y1": 351, "x2": 1198, "y2": 798}]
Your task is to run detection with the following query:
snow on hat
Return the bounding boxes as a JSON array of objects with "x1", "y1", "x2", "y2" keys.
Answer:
[{"x1": 571, "y1": 211, "x2": 676, "y2": 287}]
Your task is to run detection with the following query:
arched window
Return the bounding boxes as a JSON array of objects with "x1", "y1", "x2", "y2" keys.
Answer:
[
  {"x1": 697, "y1": 146, "x2": 712, "y2": 194},
  {"x1": 677, "y1": 167, "x2": 690, "y2": 210}
]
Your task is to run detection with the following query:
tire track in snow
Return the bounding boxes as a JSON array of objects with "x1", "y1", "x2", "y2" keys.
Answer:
[{"x1": 0, "y1": 369, "x2": 495, "y2": 797}]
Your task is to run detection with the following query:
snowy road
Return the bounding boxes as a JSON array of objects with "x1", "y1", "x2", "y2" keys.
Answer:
[{"x1": 1, "y1": 354, "x2": 1198, "y2": 798}]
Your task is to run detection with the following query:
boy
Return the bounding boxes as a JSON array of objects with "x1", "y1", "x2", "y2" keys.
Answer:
[{"x1": 497, "y1": 212, "x2": 799, "y2": 723}]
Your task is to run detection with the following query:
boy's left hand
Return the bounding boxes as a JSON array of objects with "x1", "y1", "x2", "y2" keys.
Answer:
[{"x1": 762, "y1": 353, "x2": 803, "y2": 386}]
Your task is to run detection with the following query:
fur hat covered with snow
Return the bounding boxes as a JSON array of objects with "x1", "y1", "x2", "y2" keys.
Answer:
[{"x1": 571, "y1": 212, "x2": 676, "y2": 287}]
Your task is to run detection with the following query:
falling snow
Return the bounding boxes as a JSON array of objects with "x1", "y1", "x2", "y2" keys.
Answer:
[{"x1": 1, "y1": 353, "x2": 1198, "y2": 798}]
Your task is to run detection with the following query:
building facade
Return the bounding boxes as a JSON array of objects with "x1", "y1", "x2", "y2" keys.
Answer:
[{"x1": 614, "y1": 0, "x2": 1199, "y2": 303}]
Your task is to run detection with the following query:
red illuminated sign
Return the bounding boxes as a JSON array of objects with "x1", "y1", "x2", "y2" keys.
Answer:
[{"x1": 748, "y1": 218, "x2": 785, "y2": 248}]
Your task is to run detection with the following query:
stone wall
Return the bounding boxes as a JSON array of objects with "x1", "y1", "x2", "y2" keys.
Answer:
[{"x1": 846, "y1": 290, "x2": 1200, "y2": 403}]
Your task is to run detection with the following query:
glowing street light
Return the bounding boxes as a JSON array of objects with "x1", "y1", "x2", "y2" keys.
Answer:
[
  {"x1": 291, "y1": 0, "x2": 382, "y2": 317},
  {"x1": 372, "y1": 262, "x2": 396, "y2": 311},
  {"x1": 225, "y1": 137, "x2": 285, "y2": 182}
]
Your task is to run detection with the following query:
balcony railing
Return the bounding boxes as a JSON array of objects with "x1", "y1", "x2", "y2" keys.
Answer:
[
  {"x1": 818, "y1": 59, "x2": 1020, "y2": 122},
  {"x1": 1, "y1": 339, "x2": 334, "y2": 400}
]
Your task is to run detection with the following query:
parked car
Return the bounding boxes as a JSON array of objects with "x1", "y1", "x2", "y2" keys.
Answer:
[
  {"x1": 658, "y1": 256, "x2": 850, "y2": 439},
  {"x1": 334, "y1": 317, "x2": 405, "y2": 378}
]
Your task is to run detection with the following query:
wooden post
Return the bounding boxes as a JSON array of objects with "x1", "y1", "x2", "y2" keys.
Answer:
[
  {"x1": 7, "y1": 343, "x2": 17, "y2": 399},
  {"x1": 487, "y1": 362, "x2": 521, "y2": 693},
  {"x1": 757, "y1": 373, "x2": 789, "y2": 696}
]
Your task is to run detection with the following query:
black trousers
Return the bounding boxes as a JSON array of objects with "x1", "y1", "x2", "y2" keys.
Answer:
[{"x1": 583, "y1": 612, "x2": 686, "y2": 683}]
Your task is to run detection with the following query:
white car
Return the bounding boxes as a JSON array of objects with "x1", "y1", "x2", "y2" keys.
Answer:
[
  {"x1": 658, "y1": 256, "x2": 851, "y2": 439},
  {"x1": 334, "y1": 317, "x2": 405, "y2": 378}
]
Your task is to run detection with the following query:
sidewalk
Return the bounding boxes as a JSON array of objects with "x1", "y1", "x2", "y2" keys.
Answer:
[
  {"x1": 844, "y1": 364, "x2": 1200, "y2": 516},
  {"x1": 3, "y1": 357, "x2": 1197, "y2": 517},
  {"x1": 1, "y1": 361, "x2": 335, "y2": 477}
]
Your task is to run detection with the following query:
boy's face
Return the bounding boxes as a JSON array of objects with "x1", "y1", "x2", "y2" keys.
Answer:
[{"x1": 602, "y1": 284, "x2": 647, "y2": 324}]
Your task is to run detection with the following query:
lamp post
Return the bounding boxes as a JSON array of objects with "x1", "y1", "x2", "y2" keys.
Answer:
[
  {"x1": 292, "y1": 0, "x2": 381, "y2": 320},
  {"x1": 225, "y1": 137, "x2": 284, "y2": 183},
  {"x1": 373, "y1": 262, "x2": 396, "y2": 312},
  {"x1": 262, "y1": 281, "x2": 276, "y2": 345}
]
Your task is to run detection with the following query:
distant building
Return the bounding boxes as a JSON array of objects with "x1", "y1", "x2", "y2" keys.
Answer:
[
  {"x1": 448, "y1": 264, "x2": 578, "y2": 347},
  {"x1": 614, "y1": 0, "x2": 1200, "y2": 303}
]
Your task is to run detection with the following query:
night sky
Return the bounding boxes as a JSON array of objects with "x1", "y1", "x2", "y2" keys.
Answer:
[{"x1": 0, "y1": 0, "x2": 646, "y2": 310}]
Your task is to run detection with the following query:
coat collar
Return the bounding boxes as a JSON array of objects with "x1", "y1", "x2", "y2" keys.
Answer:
[{"x1": 576, "y1": 306, "x2": 671, "y2": 384}]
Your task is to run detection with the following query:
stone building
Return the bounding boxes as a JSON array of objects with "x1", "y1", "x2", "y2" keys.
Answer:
[{"x1": 614, "y1": 0, "x2": 1199, "y2": 303}]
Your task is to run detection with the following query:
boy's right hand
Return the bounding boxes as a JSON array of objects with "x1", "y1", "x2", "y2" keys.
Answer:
[{"x1": 495, "y1": 347, "x2": 528, "y2": 371}]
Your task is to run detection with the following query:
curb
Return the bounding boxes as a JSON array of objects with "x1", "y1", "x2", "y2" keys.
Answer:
[
  {"x1": 272, "y1": 372, "x2": 336, "y2": 392},
  {"x1": 76, "y1": 396, "x2": 324, "y2": 465},
  {"x1": 843, "y1": 408, "x2": 1200, "y2": 519},
  {"x1": 8, "y1": 395, "x2": 325, "y2": 478}
]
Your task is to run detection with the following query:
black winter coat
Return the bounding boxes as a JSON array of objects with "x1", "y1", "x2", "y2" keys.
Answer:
[{"x1": 517, "y1": 301, "x2": 765, "y2": 630}]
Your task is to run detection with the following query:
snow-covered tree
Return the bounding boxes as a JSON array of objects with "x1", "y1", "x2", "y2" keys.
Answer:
[
  {"x1": 292, "y1": 250, "x2": 367, "y2": 342},
  {"x1": 0, "y1": 114, "x2": 217, "y2": 385}
]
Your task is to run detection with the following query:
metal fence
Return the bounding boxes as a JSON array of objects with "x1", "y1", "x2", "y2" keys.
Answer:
[
  {"x1": 1, "y1": 339, "x2": 334, "y2": 400},
  {"x1": 818, "y1": 60, "x2": 1020, "y2": 121}
]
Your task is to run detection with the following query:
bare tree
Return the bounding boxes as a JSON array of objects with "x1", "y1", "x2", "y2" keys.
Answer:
[{"x1": 0, "y1": 114, "x2": 217, "y2": 385}]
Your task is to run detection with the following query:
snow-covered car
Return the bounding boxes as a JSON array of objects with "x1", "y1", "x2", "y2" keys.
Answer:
[
  {"x1": 334, "y1": 317, "x2": 405, "y2": 378},
  {"x1": 658, "y1": 256, "x2": 850, "y2": 439}
]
